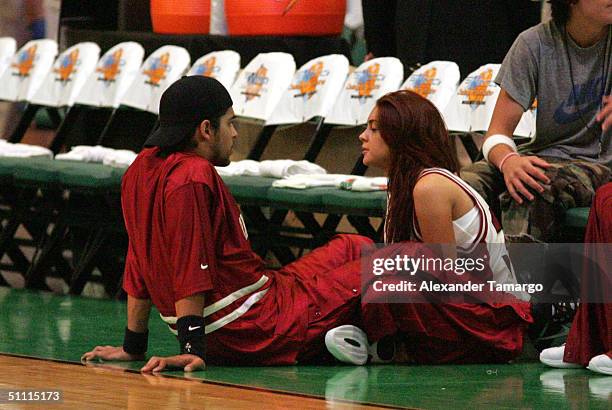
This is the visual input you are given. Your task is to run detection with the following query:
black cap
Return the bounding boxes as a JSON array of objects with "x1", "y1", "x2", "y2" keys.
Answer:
[{"x1": 144, "y1": 76, "x2": 233, "y2": 148}]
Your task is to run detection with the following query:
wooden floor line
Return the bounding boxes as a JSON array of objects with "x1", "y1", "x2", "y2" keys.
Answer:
[{"x1": 0, "y1": 352, "x2": 407, "y2": 410}]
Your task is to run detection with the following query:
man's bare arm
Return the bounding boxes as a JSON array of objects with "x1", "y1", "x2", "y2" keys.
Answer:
[{"x1": 484, "y1": 89, "x2": 551, "y2": 204}]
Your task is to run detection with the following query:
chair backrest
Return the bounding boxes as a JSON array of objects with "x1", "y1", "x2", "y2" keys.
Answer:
[
  {"x1": 443, "y1": 63, "x2": 501, "y2": 132},
  {"x1": 266, "y1": 54, "x2": 349, "y2": 126},
  {"x1": 324, "y1": 57, "x2": 404, "y2": 125},
  {"x1": 229, "y1": 52, "x2": 296, "y2": 121},
  {"x1": 75, "y1": 42, "x2": 145, "y2": 108},
  {"x1": 30, "y1": 42, "x2": 100, "y2": 108},
  {"x1": 0, "y1": 39, "x2": 58, "y2": 102},
  {"x1": 0, "y1": 37, "x2": 17, "y2": 78},
  {"x1": 401, "y1": 61, "x2": 460, "y2": 114},
  {"x1": 120, "y1": 45, "x2": 191, "y2": 114},
  {"x1": 186, "y1": 50, "x2": 240, "y2": 90}
]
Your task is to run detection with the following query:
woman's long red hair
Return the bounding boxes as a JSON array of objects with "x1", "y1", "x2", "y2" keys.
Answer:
[{"x1": 377, "y1": 90, "x2": 460, "y2": 243}]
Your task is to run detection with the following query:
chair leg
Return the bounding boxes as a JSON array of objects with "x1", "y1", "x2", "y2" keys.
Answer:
[
  {"x1": 8, "y1": 103, "x2": 39, "y2": 143},
  {"x1": 458, "y1": 133, "x2": 480, "y2": 162},
  {"x1": 247, "y1": 125, "x2": 278, "y2": 160},
  {"x1": 24, "y1": 219, "x2": 68, "y2": 290},
  {"x1": 347, "y1": 215, "x2": 379, "y2": 239},
  {"x1": 69, "y1": 229, "x2": 108, "y2": 295}
]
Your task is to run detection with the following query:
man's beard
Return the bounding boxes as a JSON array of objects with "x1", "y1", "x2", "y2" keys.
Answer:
[{"x1": 210, "y1": 136, "x2": 231, "y2": 167}]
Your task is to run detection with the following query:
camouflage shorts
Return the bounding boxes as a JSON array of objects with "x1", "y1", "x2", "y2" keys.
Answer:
[{"x1": 461, "y1": 157, "x2": 611, "y2": 242}]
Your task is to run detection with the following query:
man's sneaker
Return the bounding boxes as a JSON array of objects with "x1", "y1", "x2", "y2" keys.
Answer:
[
  {"x1": 539, "y1": 345, "x2": 582, "y2": 369},
  {"x1": 587, "y1": 354, "x2": 612, "y2": 376},
  {"x1": 325, "y1": 325, "x2": 395, "y2": 365}
]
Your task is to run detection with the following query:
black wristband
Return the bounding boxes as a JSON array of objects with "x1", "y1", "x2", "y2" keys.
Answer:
[
  {"x1": 123, "y1": 327, "x2": 148, "y2": 355},
  {"x1": 176, "y1": 315, "x2": 206, "y2": 360}
]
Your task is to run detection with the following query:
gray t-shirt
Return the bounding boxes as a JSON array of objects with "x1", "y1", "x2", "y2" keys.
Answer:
[{"x1": 496, "y1": 21, "x2": 611, "y2": 166}]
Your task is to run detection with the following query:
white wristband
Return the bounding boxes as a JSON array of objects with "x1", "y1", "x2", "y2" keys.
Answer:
[{"x1": 482, "y1": 134, "x2": 517, "y2": 163}]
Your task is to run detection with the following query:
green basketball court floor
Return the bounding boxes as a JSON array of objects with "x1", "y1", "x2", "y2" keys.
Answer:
[{"x1": 0, "y1": 287, "x2": 609, "y2": 409}]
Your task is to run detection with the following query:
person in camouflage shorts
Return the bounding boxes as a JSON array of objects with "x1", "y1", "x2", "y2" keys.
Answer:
[
  {"x1": 461, "y1": 1, "x2": 611, "y2": 242},
  {"x1": 462, "y1": 158, "x2": 610, "y2": 242}
]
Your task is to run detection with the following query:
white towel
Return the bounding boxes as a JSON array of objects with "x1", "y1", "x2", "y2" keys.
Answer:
[
  {"x1": 55, "y1": 145, "x2": 115, "y2": 163},
  {"x1": 102, "y1": 149, "x2": 137, "y2": 168},
  {"x1": 215, "y1": 160, "x2": 261, "y2": 176},
  {"x1": 271, "y1": 174, "x2": 388, "y2": 191},
  {"x1": 0, "y1": 142, "x2": 53, "y2": 158},
  {"x1": 339, "y1": 176, "x2": 387, "y2": 191},
  {"x1": 260, "y1": 160, "x2": 327, "y2": 178},
  {"x1": 271, "y1": 174, "x2": 346, "y2": 189}
]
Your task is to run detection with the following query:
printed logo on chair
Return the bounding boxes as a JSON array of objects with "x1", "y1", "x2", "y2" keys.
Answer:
[
  {"x1": 325, "y1": 57, "x2": 404, "y2": 126},
  {"x1": 0, "y1": 39, "x2": 58, "y2": 102},
  {"x1": 443, "y1": 64, "x2": 501, "y2": 132},
  {"x1": 75, "y1": 42, "x2": 145, "y2": 108},
  {"x1": 230, "y1": 52, "x2": 296, "y2": 121},
  {"x1": 121, "y1": 45, "x2": 191, "y2": 114},
  {"x1": 31, "y1": 43, "x2": 100, "y2": 107},
  {"x1": 266, "y1": 54, "x2": 349, "y2": 125},
  {"x1": 187, "y1": 50, "x2": 240, "y2": 91},
  {"x1": 401, "y1": 61, "x2": 460, "y2": 114}
]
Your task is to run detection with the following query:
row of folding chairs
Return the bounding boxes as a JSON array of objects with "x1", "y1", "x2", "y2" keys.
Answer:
[{"x1": 0, "y1": 37, "x2": 538, "y2": 142}]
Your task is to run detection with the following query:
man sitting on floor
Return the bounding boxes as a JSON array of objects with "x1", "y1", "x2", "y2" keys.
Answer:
[{"x1": 82, "y1": 76, "x2": 372, "y2": 371}]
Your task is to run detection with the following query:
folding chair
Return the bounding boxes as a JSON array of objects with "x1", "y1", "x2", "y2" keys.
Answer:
[
  {"x1": 398, "y1": 60, "x2": 483, "y2": 161},
  {"x1": 314, "y1": 57, "x2": 404, "y2": 240},
  {"x1": 0, "y1": 39, "x2": 58, "y2": 142},
  {"x1": 400, "y1": 61, "x2": 460, "y2": 114},
  {"x1": 65, "y1": 41, "x2": 145, "y2": 153},
  {"x1": 228, "y1": 52, "x2": 296, "y2": 161},
  {"x1": 187, "y1": 50, "x2": 240, "y2": 90},
  {"x1": 443, "y1": 64, "x2": 536, "y2": 162}
]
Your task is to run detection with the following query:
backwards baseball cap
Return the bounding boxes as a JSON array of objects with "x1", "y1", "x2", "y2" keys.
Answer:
[{"x1": 144, "y1": 76, "x2": 233, "y2": 148}]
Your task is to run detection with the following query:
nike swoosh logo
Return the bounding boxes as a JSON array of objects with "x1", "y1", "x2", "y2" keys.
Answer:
[
  {"x1": 188, "y1": 325, "x2": 201, "y2": 331},
  {"x1": 554, "y1": 99, "x2": 599, "y2": 124},
  {"x1": 200, "y1": 264, "x2": 208, "y2": 270}
]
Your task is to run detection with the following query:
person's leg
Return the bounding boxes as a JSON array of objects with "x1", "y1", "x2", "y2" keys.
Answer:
[
  {"x1": 282, "y1": 235, "x2": 374, "y2": 363},
  {"x1": 563, "y1": 183, "x2": 612, "y2": 366},
  {"x1": 500, "y1": 159, "x2": 610, "y2": 242},
  {"x1": 281, "y1": 234, "x2": 374, "y2": 278},
  {"x1": 360, "y1": 301, "x2": 529, "y2": 364},
  {"x1": 357, "y1": 241, "x2": 531, "y2": 364}
]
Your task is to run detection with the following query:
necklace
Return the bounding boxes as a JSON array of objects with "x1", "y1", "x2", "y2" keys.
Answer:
[{"x1": 563, "y1": 24, "x2": 611, "y2": 132}]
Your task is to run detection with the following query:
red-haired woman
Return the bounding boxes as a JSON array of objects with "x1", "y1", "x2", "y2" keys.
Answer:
[{"x1": 325, "y1": 90, "x2": 533, "y2": 365}]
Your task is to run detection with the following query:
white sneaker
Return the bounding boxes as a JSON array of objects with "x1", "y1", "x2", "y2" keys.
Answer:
[
  {"x1": 325, "y1": 325, "x2": 369, "y2": 365},
  {"x1": 539, "y1": 345, "x2": 582, "y2": 369},
  {"x1": 587, "y1": 354, "x2": 612, "y2": 376},
  {"x1": 325, "y1": 325, "x2": 395, "y2": 365}
]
